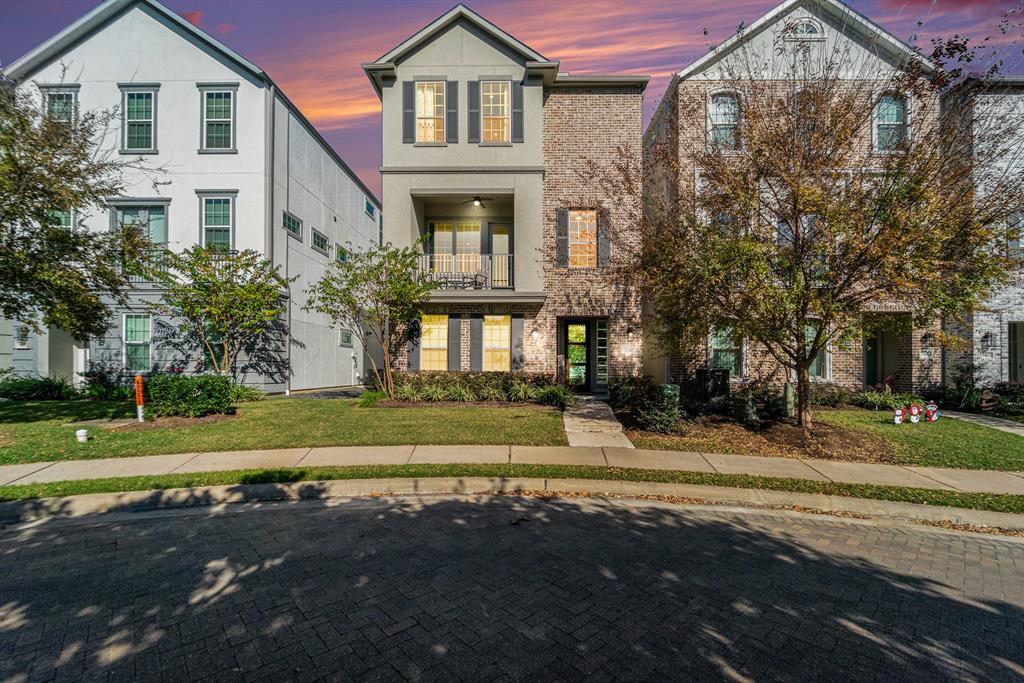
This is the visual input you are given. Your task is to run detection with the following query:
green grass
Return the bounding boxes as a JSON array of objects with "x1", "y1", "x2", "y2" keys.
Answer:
[
  {"x1": 815, "y1": 409, "x2": 1024, "y2": 470},
  {"x1": 0, "y1": 463, "x2": 1021, "y2": 515},
  {"x1": 0, "y1": 398, "x2": 566, "y2": 465}
]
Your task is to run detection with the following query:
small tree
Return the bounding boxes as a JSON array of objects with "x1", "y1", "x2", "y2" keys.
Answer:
[
  {"x1": 152, "y1": 247, "x2": 292, "y2": 376},
  {"x1": 303, "y1": 242, "x2": 432, "y2": 398},
  {"x1": 0, "y1": 74, "x2": 163, "y2": 339}
]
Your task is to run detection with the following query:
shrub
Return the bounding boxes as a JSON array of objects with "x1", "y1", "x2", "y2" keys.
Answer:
[
  {"x1": 395, "y1": 383, "x2": 421, "y2": 402},
  {"x1": 507, "y1": 377, "x2": 538, "y2": 402},
  {"x1": 0, "y1": 375, "x2": 78, "y2": 401},
  {"x1": 635, "y1": 401, "x2": 683, "y2": 434},
  {"x1": 535, "y1": 384, "x2": 574, "y2": 409},
  {"x1": 359, "y1": 390, "x2": 387, "y2": 407},
  {"x1": 608, "y1": 375, "x2": 659, "y2": 410},
  {"x1": 229, "y1": 384, "x2": 265, "y2": 403},
  {"x1": 446, "y1": 384, "x2": 475, "y2": 402},
  {"x1": 850, "y1": 391, "x2": 925, "y2": 412},
  {"x1": 388, "y1": 371, "x2": 563, "y2": 406},
  {"x1": 809, "y1": 383, "x2": 852, "y2": 407},
  {"x1": 78, "y1": 366, "x2": 134, "y2": 400},
  {"x1": 147, "y1": 374, "x2": 232, "y2": 417},
  {"x1": 421, "y1": 382, "x2": 448, "y2": 402}
]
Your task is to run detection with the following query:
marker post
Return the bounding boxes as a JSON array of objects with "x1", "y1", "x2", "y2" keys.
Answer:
[{"x1": 135, "y1": 374, "x2": 145, "y2": 423}]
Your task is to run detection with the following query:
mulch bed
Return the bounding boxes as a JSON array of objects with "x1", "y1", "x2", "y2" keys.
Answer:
[
  {"x1": 112, "y1": 412, "x2": 237, "y2": 432},
  {"x1": 627, "y1": 414, "x2": 899, "y2": 463}
]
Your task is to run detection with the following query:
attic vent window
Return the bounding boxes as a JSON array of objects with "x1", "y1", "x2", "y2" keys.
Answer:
[{"x1": 785, "y1": 19, "x2": 824, "y2": 40}]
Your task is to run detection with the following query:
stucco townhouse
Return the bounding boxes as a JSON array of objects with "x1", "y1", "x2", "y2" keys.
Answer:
[
  {"x1": 642, "y1": 0, "x2": 951, "y2": 394},
  {"x1": 362, "y1": 5, "x2": 648, "y2": 394},
  {"x1": 1, "y1": 0, "x2": 381, "y2": 393}
]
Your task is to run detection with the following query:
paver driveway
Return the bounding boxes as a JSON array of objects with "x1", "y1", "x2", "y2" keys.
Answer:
[{"x1": 1, "y1": 495, "x2": 1023, "y2": 681}]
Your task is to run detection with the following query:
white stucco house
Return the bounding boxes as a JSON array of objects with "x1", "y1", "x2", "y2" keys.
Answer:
[{"x1": 2, "y1": 0, "x2": 381, "y2": 392}]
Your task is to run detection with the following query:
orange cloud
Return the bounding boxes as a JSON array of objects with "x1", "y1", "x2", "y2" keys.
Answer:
[
  {"x1": 216, "y1": 22, "x2": 237, "y2": 35},
  {"x1": 181, "y1": 10, "x2": 202, "y2": 26}
]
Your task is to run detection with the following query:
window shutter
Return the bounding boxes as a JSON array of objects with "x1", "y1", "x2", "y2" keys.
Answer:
[
  {"x1": 511, "y1": 81, "x2": 524, "y2": 143},
  {"x1": 447, "y1": 315, "x2": 461, "y2": 371},
  {"x1": 407, "y1": 332, "x2": 420, "y2": 371},
  {"x1": 597, "y1": 205, "x2": 612, "y2": 267},
  {"x1": 446, "y1": 81, "x2": 458, "y2": 144},
  {"x1": 402, "y1": 81, "x2": 415, "y2": 144},
  {"x1": 469, "y1": 314, "x2": 483, "y2": 371},
  {"x1": 555, "y1": 208, "x2": 569, "y2": 267},
  {"x1": 510, "y1": 314, "x2": 524, "y2": 372},
  {"x1": 468, "y1": 80, "x2": 480, "y2": 143}
]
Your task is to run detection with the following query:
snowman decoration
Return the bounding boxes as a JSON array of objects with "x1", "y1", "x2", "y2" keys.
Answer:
[
  {"x1": 925, "y1": 401, "x2": 941, "y2": 423},
  {"x1": 908, "y1": 403, "x2": 922, "y2": 424},
  {"x1": 894, "y1": 407, "x2": 904, "y2": 425}
]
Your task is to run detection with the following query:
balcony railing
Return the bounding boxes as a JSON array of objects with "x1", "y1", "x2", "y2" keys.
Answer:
[
  {"x1": 123, "y1": 248, "x2": 239, "y2": 285},
  {"x1": 418, "y1": 253, "x2": 513, "y2": 290}
]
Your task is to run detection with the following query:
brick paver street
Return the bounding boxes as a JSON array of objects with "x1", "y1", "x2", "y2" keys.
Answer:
[{"x1": 1, "y1": 495, "x2": 1022, "y2": 681}]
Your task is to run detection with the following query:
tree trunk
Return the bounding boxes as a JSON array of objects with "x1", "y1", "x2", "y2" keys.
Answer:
[
  {"x1": 381, "y1": 342, "x2": 394, "y2": 399},
  {"x1": 796, "y1": 364, "x2": 813, "y2": 429}
]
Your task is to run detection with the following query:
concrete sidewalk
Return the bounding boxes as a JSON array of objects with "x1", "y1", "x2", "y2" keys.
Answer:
[
  {"x1": 945, "y1": 410, "x2": 1024, "y2": 438},
  {"x1": 2, "y1": 445, "x2": 1024, "y2": 495}
]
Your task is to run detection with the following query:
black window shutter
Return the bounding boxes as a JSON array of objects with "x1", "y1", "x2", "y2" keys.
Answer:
[
  {"x1": 597, "y1": 205, "x2": 612, "y2": 267},
  {"x1": 469, "y1": 314, "x2": 483, "y2": 371},
  {"x1": 447, "y1": 315, "x2": 461, "y2": 371},
  {"x1": 402, "y1": 81, "x2": 415, "y2": 144},
  {"x1": 511, "y1": 82, "x2": 524, "y2": 143},
  {"x1": 468, "y1": 80, "x2": 480, "y2": 143},
  {"x1": 407, "y1": 334, "x2": 420, "y2": 371},
  {"x1": 555, "y1": 208, "x2": 569, "y2": 267},
  {"x1": 510, "y1": 314, "x2": 524, "y2": 372},
  {"x1": 446, "y1": 81, "x2": 458, "y2": 144}
]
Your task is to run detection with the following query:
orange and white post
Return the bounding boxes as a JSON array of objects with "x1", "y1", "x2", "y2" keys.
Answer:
[{"x1": 134, "y1": 374, "x2": 145, "y2": 423}]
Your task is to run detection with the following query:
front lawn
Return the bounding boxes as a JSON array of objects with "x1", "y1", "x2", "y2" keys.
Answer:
[
  {"x1": 629, "y1": 408, "x2": 1024, "y2": 471},
  {"x1": 0, "y1": 398, "x2": 567, "y2": 465}
]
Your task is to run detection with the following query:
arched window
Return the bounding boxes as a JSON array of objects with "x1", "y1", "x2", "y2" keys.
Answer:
[
  {"x1": 791, "y1": 20, "x2": 821, "y2": 38},
  {"x1": 875, "y1": 93, "x2": 908, "y2": 152},
  {"x1": 709, "y1": 92, "x2": 741, "y2": 151}
]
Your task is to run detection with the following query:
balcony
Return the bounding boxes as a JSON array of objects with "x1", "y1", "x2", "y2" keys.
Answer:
[{"x1": 418, "y1": 253, "x2": 513, "y2": 290}]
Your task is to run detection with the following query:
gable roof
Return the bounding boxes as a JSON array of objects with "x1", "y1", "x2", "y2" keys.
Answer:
[
  {"x1": 4, "y1": 0, "x2": 380, "y2": 209},
  {"x1": 372, "y1": 4, "x2": 548, "y2": 67},
  {"x1": 676, "y1": 0, "x2": 933, "y2": 80}
]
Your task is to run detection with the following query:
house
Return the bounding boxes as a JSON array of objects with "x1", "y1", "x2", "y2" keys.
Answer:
[
  {"x1": 642, "y1": 0, "x2": 946, "y2": 393},
  {"x1": 362, "y1": 5, "x2": 647, "y2": 393},
  {"x1": 2, "y1": 0, "x2": 381, "y2": 392},
  {"x1": 944, "y1": 77, "x2": 1024, "y2": 387}
]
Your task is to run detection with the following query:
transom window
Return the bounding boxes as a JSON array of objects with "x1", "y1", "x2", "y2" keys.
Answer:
[
  {"x1": 44, "y1": 91, "x2": 75, "y2": 123},
  {"x1": 711, "y1": 326, "x2": 743, "y2": 379},
  {"x1": 710, "y1": 93, "x2": 740, "y2": 151},
  {"x1": 481, "y1": 81, "x2": 511, "y2": 143},
  {"x1": 202, "y1": 197, "x2": 232, "y2": 251},
  {"x1": 415, "y1": 81, "x2": 445, "y2": 143},
  {"x1": 119, "y1": 206, "x2": 167, "y2": 244},
  {"x1": 421, "y1": 314, "x2": 448, "y2": 371},
  {"x1": 311, "y1": 229, "x2": 330, "y2": 256},
  {"x1": 123, "y1": 91, "x2": 155, "y2": 151},
  {"x1": 568, "y1": 210, "x2": 598, "y2": 268},
  {"x1": 875, "y1": 94, "x2": 908, "y2": 152},
  {"x1": 283, "y1": 211, "x2": 302, "y2": 239},
  {"x1": 124, "y1": 314, "x2": 152, "y2": 373},
  {"x1": 203, "y1": 91, "x2": 234, "y2": 150},
  {"x1": 785, "y1": 19, "x2": 823, "y2": 39},
  {"x1": 483, "y1": 315, "x2": 511, "y2": 372}
]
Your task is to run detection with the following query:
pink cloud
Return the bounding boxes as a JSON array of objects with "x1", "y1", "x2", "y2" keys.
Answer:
[
  {"x1": 181, "y1": 10, "x2": 202, "y2": 26},
  {"x1": 216, "y1": 22, "x2": 237, "y2": 35}
]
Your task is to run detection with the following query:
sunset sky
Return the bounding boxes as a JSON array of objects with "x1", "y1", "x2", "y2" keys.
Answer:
[{"x1": 3, "y1": 0, "x2": 1021, "y2": 197}]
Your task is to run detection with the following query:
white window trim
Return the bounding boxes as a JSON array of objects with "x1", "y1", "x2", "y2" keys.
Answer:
[
  {"x1": 782, "y1": 17, "x2": 825, "y2": 41},
  {"x1": 872, "y1": 90, "x2": 912, "y2": 154},
  {"x1": 334, "y1": 242, "x2": 349, "y2": 263},
  {"x1": 311, "y1": 227, "x2": 331, "y2": 256},
  {"x1": 802, "y1": 322, "x2": 833, "y2": 382},
  {"x1": 706, "y1": 89, "x2": 743, "y2": 153},
  {"x1": 39, "y1": 85, "x2": 79, "y2": 122},
  {"x1": 197, "y1": 192, "x2": 236, "y2": 250},
  {"x1": 479, "y1": 79, "x2": 513, "y2": 145},
  {"x1": 119, "y1": 84, "x2": 160, "y2": 154},
  {"x1": 197, "y1": 83, "x2": 238, "y2": 153},
  {"x1": 122, "y1": 313, "x2": 152, "y2": 373},
  {"x1": 708, "y1": 327, "x2": 747, "y2": 382},
  {"x1": 13, "y1": 326, "x2": 30, "y2": 350},
  {"x1": 414, "y1": 80, "x2": 446, "y2": 145}
]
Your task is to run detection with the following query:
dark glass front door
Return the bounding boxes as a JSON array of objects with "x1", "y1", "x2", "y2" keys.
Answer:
[{"x1": 567, "y1": 322, "x2": 589, "y2": 390}]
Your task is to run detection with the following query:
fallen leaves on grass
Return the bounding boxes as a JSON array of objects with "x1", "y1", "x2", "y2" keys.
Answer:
[{"x1": 113, "y1": 412, "x2": 236, "y2": 432}]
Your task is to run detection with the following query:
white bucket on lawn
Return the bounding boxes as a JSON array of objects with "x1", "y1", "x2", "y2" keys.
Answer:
[{"x1": 75, "y1": 429, "x2": 88, "y2": 443}]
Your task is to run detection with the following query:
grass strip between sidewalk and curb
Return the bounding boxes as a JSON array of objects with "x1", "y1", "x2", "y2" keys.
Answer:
[{"x1": 1, "y1": 464, "x2": 1022, "y2": 514}]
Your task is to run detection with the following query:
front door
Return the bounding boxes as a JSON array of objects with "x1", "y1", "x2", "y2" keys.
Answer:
[
  {"x1": 566, "y1": 321, "x2": 589, "y2": 391},
  {"x1": 1011, "y1": 322, "x2": 1024, "y2": 382}
]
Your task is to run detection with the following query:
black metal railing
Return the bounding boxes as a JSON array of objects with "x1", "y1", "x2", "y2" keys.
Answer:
[{"x1": 417, "y1": 253, "x2": 513, "y2": 290}]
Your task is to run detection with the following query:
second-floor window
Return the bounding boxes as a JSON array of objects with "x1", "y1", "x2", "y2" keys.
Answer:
[
  {"x1": 48, "y1": 209, "x2": 73, "y2": 230},
  {"x1": 283, "y1": 211, "x2": 302, "y2": 239},
  {"x1": 709, "y1": 93, "x2": 740, "y2": 151},
  {"x1": 365, "y1": 198, "x2": 376, "y2": 219},
  {"x1": 121, "y1": 87, "x2": 157, "y2": 152},
  {"x1": 1009, "y1": 212, "x2": 1023, "y2": 266},
  {"x1": 875, "y1": 94, "x2": 908, "y2": 152},
  {"x1": 118, "y1": 206, "x2": 167, "y2": 245},
  {"x1": 415, "y1": 81, "x2": 445, "y2": 143},
  {"x1": 44, "y1": 90, "x2": 76, "y2": 123},
  {"x1": 481, "y1": 81, "x2": 511, "y2": 143},
  {"x1": 568, "y1": 210, "x2": 598, "y2": 268},
  {"x1": 311, "y1": 228, "x2": 330, "y2": 256},
  {"x1": 201, "y1": 89, "x2": 235, "y2": 151},
  {"x1": 201, "y1": 196, "x2": 232, "y2": 251}
]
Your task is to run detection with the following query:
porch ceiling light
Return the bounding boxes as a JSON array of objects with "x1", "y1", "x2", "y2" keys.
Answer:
[{"x1": 473, "y1": 197, "x2": 482, "y2": 207}]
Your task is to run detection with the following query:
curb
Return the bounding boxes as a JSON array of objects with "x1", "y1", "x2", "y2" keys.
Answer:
[{"x1": 1, "y1": 476, "x2": 1022, "y2": 530}]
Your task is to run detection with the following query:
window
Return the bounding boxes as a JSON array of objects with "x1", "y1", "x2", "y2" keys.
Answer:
[
  {"x1": 365, "y1": 199, "x2": 376, "y2": 219},
  {"x1": 1008, "y1": 213, "x2": 1023, "y2": 265},
  {"x1": 44, "y1": 90, "x2": 75, "y2": 123},
  {"x1": 283, "y1": 211, "x2": 302, "y2": 239},
  {"x1": 875, "y1": 94, "x2": 907, "y2": 152},
  {"x1": 335, "y1": 244, "x2": 349, "y2": 263},
  {"x1": 421, "y1": 314, "x2": 448, "y2": 371},
  {"x1": 339, "y1": 329, "x2": 354, "y2": 348},
  {"x1": 124, "y1": 314, "x2": 151, "y2": 373},
  {"x1": 202, "y1": 89, "x2": 234, "y2": 150},
  {"x1": 483, "y1": 315, "x2": 511, "y2": 372},
  {"x1": 568, "y1": 210, "x2": 598, "y2": 268},
  {"x1": 805, "y1": 322, "x2": 829, "y2": 379},
  {"x1": 794, "y1": 89, "x2": 818, "y2": 145},
  {"x1": 429, "y1": 221, "x2": 481, "y2": 273},
  {"x1": 119, "y1": 206, "x2": 167, "y2": 244},
  {"x1": 121, "y1": 89, "x2": 156, "y2": 152},
  {"x1": 709, "y1": 93, "x2": 740, "y2": 151},
  {"x1": 14, "y1": 326, "x2": 30, "y2": 350},
  {"x1": 711, "y1": 326, "x2": 743, "y2": 379},
  {"x1": 48, "y1": 209, "x2": 72, "y2": 230},
  {"x1": 201, "y1": 197, "x2": 232, "y2": 251},
  {"x1": 789, "y1": 20, "x2": 821, "y2": 38},
  {"x1": 481, "y1": 81, "x2": 511, "y2": 143},
  {"x1": 415, "y1": 81, "x2": 445, "y2": 143},
  {"x1": 311, "y1": 229, "x2": 330, "y2": 256}
]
